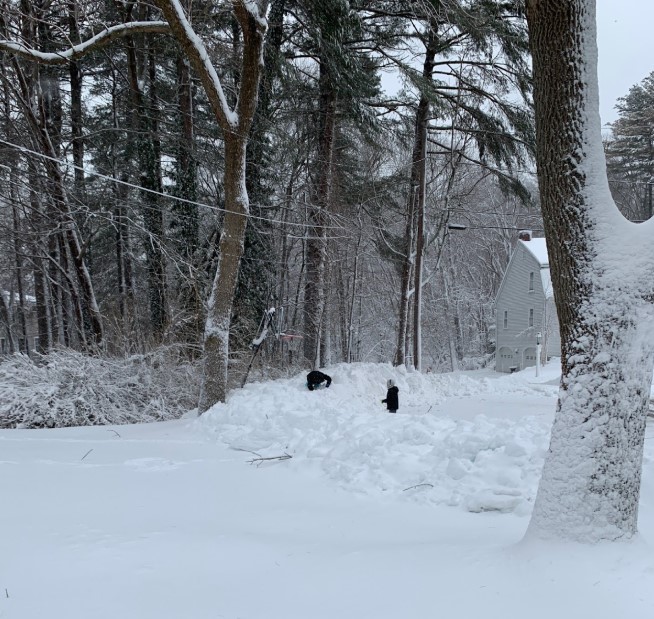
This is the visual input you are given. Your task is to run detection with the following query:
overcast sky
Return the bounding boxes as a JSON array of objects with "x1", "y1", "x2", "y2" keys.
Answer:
[{"x1": 596, "y1": 1, "x2": 654, "y2": 126}]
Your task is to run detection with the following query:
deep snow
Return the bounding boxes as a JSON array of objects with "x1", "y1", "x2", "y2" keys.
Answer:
[{"x1": 2, "y1": 361, "x2": 654, "y2": 619}]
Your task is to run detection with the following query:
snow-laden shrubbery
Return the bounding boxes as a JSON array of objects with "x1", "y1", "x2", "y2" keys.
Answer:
[{"x1": 0, "y1": 349, "x2": 200, "y2": 428}]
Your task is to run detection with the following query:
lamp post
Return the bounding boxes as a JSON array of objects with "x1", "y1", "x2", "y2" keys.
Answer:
[{"x1": 536, "y1": 331, "x2": 542, "y2": 377}]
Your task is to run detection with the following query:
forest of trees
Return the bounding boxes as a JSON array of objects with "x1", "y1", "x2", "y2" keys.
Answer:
[
  {"x1": 0, "y1": 0, "x2": 649, "y2": 413},
  {"x1": 0, "y1": 0, "x2": 544, "y2": 404},
  {"x1": 0, "y1": 0, "x2": 649, "y2": 391}
]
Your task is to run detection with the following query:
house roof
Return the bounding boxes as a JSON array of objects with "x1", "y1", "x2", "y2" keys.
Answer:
[{"x1": 519, "y1": 237, "x2": 549, "y2": 267}]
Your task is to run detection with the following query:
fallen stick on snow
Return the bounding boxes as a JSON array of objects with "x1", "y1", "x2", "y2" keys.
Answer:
[
  {"x1": 247, "y1": 453, "x2": 292, "y2": 466},
  {"x1": 403, "y1": 483, "x2": 434, "y2": 492}
]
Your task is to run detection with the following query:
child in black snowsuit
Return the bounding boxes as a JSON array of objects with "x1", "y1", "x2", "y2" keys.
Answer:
[
  {"x1": 307, "y1": 370, "x2": 332, "y2": 391},
  {"x1": 382, "y1": 379, "x2": 399, "y2": 413}
]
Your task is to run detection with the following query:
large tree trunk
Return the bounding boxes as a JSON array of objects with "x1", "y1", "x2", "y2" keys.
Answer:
[
  {"x1": 525, "y1": 0, "x2": 654, "y2": 542},
  {"x1": 200, "y1": 136, "x2": 250, "y2": 407}
]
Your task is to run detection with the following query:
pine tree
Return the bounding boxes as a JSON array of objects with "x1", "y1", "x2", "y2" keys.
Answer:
[{"x1": 605, "y1": 71, "x2": 654, "y2": 221}]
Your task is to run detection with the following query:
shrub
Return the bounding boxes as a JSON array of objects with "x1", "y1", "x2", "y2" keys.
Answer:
[{"x1": 0, "y1": 348, "x2": 200, "y2": 429}]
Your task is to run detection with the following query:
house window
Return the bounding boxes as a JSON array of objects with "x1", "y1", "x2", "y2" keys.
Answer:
[
  {"x1": 33, "y1": 336, "x2": 39, "y2": 352},
  {"x1": 529, "y1": 272, "x2": 534, "y2": 291},
  {"x1": 529, "y1": 308, "x2": 534, "y2": 327},
  {"x1": 503, "y1": 310, "x2": 508, "y2": 329}
]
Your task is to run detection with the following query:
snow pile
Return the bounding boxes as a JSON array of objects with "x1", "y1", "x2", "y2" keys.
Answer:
[
  {"x1": 0, "y1": 349, "x2": 199, "y2": 428},
  {"x1": 199, "y1": 362, "x2": 559, "y2": 515}
]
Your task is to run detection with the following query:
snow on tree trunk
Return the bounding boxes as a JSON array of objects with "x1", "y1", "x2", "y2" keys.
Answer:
[
  {"x1": 525, "y1": 0, "x2": 654, "y2": 542},
  {"x1": 200, "y1": 137, "x2": 249, "y2": 408}
]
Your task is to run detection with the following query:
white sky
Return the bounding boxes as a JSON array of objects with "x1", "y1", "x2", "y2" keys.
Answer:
[{"x1": 597, "y1": 1, "x2": 654, "y2": 126}]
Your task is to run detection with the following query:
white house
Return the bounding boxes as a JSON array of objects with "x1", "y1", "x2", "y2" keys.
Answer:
[{"x1": 494, "y1": 232, "x2": 561, "y2": 373}]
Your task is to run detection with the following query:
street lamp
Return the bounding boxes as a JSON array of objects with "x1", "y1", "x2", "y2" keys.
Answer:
[{"x1": 536, "y1": 331, "x2": 542, "y2": 377}]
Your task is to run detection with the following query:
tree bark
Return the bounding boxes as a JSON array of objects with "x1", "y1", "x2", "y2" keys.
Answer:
[{"x1": 525, "y1": 0, "x2": 654, "y2": 542}]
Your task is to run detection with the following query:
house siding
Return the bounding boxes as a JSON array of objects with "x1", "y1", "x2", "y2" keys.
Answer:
[{"x1": 495, "y1": 243, "x2": 561, "y2": 372}]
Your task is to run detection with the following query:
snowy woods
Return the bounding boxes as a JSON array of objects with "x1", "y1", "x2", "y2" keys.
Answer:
[{"x1": 0, "y1": 0, "x2": 539, "y2": 404}]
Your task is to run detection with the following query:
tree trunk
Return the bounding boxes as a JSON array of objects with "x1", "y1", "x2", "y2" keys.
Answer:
[
  {"x1": 525, "y1": 0, "x2": 654, "y2": 542},
  {"x1": 151, "y1": 0, "x2": 269, "y2": 408},
  {"x1": 200, "y1": 136, "x2": 249, "y2": 408},
  {"x1": 10, "y1": 179, "x2": 27, "y2": 351},
  {"x1": 395, "y1": 32, "x2": 436, "y2": 367},
  {"x1": 304, "y1": 62, "x2": 337, "y2": 368},
  {"x1": 68, "y1": 0, "x2": 84, "y2": 194},
  {"x1": 125, "y1": 22, "x2": 167, "y2": 340},
  {"x1": 346, "y1": 210, "x2": 363, "y2": 363}
]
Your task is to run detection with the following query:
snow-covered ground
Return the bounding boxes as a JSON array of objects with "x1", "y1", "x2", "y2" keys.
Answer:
[{"x1": 2, "y1": 361, "x2": 654, "y2": 618}]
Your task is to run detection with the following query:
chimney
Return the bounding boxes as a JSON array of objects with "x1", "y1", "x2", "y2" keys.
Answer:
[{"x1": 519, "y1": 229, "x2": 532, "y2": 242}]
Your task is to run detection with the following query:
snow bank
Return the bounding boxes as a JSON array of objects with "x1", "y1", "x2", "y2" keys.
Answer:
[{"x1": 198, "y1": 362, "x2": 559, "y2": 516}]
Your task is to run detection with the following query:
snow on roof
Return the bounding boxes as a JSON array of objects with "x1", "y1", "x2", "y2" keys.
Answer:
[{"x1": 519, "y1": 237, "x2": 549, "y2": 267}]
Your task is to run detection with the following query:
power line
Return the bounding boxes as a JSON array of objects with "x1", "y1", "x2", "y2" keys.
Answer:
[{"x1": 0, "y1": 137, "x2": 349, "y2": 232}]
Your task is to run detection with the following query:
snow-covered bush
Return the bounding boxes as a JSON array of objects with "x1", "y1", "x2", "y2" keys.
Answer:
[
  {"x1": 459, "y1": 353, "x2": 495, "y2": 371},
  {"x1": 0, "y1": 349, "x2": 200, "y2": 428}
]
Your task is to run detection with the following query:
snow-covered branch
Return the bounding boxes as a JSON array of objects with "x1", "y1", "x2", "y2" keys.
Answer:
[
  {"x1": 0, "y1": 22, "x2": 170, "y2": 65},
  {"x1": 233, "y1": 0, "x2": 269, "y2": 132},
  {"x1": 152, "y1": 0, "x2": 242, "y2": 130}
]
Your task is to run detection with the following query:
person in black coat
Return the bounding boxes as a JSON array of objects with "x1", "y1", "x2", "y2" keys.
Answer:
[
  {"x1": 307, "y1": 370, "x2": 332, "y2": 391},
  {"x1": 382, "y1": 378, "x2": 399, "y2": 413}
]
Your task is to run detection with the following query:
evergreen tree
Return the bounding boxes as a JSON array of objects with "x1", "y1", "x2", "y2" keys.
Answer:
[{"x1": 605, "y1": 71, "x2": 654, "y2": 221}]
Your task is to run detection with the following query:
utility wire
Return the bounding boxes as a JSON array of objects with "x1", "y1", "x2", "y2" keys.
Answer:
[{"x1": 0, "y1": 137, "x2": 348, "y2": 231}]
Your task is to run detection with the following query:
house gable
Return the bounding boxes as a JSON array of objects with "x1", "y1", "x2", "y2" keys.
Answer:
[{"x1": 495, "y1": 238, "x2": 561, "y2": 372}]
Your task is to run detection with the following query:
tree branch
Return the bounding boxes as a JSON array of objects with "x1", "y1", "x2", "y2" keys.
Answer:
[
  {"x1": 152, "y1": 0, "x2": 243, "y2": 131},
  {"x1": 247, "y1": 452, "x2": 292, "y2": 466},
  {"x1": 233, "y1": 0, "x2": 268, "y2": 133},
  {"x1": 0, "y1": 22, "x2": 170, "y2": 65}
]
